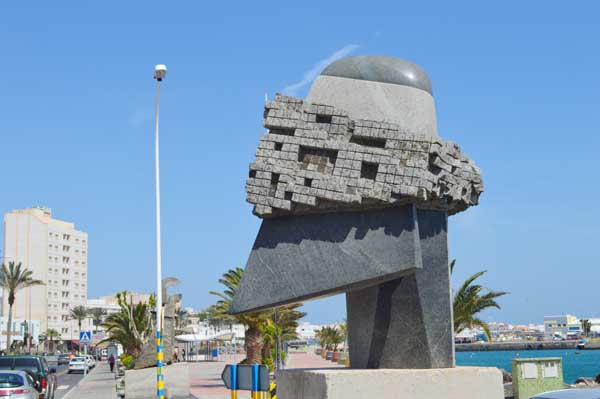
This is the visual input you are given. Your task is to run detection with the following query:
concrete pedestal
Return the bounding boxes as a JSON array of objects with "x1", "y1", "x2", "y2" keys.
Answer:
[
  {"x1": 276, "y1": 367, "x2": 504, "y2": 399},
  {"x1": 125, "y1": 363, "x2": 190, "y2": 399}
]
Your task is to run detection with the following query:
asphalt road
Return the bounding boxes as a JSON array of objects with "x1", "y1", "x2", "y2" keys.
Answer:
[{"x1": 52, "y1": 363, "x2": 86, "y2": 399}]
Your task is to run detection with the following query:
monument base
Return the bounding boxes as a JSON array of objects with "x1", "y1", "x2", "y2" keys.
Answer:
[{"x1": 276, "y1": 367, "x2": 504, "y2": 399}]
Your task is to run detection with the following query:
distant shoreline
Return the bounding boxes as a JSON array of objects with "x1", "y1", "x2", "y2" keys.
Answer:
[{"x1": 456, "y1": 340, "x2": 600, "y2": 352}]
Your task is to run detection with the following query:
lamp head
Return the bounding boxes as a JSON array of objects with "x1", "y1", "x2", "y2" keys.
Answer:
[{"x1": 154, "y1": 64, "x2": 167, "y2": 81}]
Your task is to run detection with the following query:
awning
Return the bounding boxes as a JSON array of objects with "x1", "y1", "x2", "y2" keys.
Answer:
[{"x1": 174, "y1": 333, "x2": 235, "y2": 343}]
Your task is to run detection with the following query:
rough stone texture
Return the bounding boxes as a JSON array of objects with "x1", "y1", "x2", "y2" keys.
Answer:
[
  {"x1": 276, "y1": 367, "x2": 504, "y2": 399},
  {"x1": 231, "y1": 205, "x2": 422, "y2": 314},
  {"x1": 346, "y1": 209, "x2": 454, "y2": 369},
  {"x1": 246, "y1": 94, "x2": 482, "y2": 218},
  {"x1": 135, "y1": 291, "x2": 179, "y2": 369},
  {"x1": 126, "y1": 363, "x2": 190, "y2": 399}
]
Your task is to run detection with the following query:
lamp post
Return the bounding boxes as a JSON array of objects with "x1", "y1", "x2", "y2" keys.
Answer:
[{"x1": 153, "y1": 64, "x2": 167, "y2": 399}]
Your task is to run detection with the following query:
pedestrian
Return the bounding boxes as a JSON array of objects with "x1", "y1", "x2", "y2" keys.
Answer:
[
  {"x1": 108, "y1": 354, "x2": 116, "y2": 372},
  {"x1": 182, "y1": 348, "x2": 186, "y2": 362}
]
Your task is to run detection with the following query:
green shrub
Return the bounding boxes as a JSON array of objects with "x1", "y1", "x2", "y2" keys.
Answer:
[{"x1": 120, "y1": 354, "x2": 135, "y2": 369}]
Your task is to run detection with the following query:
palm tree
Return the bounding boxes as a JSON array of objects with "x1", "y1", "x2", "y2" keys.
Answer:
[
  {"x1": 46, "y1": 329, "x2": 61, "y2": 352},
  {"x1": 451, "y1": 259, "x2": 508, "y2": 341},
  {"x1": 338, "y1": 321, "x2": 348, "y2": 351},
  {"x1": 260, "y1": 304, "x2": 306, "y2": 368},
  {"x1": 581, "y1": 319, "x2": 592, "y2": 337},
  {"x1": 210, "y1": 267, "x2": 270, "y2": 364},
  {"x1": 101, "y1": 291, "x2": 153, "y2": 357},
  {"x1": 69, "y1": 305, "x2": 89, "y2": 336},
  {"x1": 315, "y1": 326, "x2": 344, "y2": 351},
  {"x1": 175, "y1": 307, "x2": 189, "y2": 330},
  {"x1": 0, "y1": 262, "x2": 44, "y2": 352},
  {"x1": 88, "y1": 308, "x2": 106, "y2": 334}
]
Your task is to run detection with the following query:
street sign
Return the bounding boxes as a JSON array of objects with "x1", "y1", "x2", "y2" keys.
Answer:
[
  {"x1": 79, "y1": 331, "x2": 91, "y2": 344},
  {"x1": 221, "y1": 364, "x2": 269, "y2": 391}
]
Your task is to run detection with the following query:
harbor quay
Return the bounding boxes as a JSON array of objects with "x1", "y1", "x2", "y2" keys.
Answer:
[{"x1": 456, "y1": 340, "x2": 596, "y2": 352}]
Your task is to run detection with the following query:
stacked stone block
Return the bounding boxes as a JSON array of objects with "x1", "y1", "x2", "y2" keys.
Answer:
[{"x1": 246, "y1": 94, "x2": 483, "y2": 218}]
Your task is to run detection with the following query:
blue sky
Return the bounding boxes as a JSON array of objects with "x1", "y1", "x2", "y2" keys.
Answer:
[{"x1": 1, "y1": 1, "x2": 599, "y2": 324}]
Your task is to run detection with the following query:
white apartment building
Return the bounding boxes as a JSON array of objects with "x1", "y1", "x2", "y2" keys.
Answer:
[{"x1": 2, "y1": 207, "x2": 90, "y2": 342}]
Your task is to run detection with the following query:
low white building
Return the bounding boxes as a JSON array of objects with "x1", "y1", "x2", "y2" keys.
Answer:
[
  {"x1": 295, "y1": 322, "x2": 343, "y2": 341},
  {"x1": 86, "y1": 293, "x2": 153, "y2": 342},
  {"x1": 196, "y1": 320, "x2": 245, "y2": 343},
  {"x1": 544, "y1": 315, "x2": 581, "y2": 340},
  {"x1": 0, "y1": 317, "x2": 41, "y2": 351}
]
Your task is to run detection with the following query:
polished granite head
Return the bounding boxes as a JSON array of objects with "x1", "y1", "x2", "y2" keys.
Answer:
[{"x1": 321, "y1": 56, "x2": 433, "y2": 94}]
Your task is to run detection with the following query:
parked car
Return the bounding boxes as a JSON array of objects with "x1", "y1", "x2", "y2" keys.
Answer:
[
  {"x1": 531, "y1": 389, "x2": 600, "y2": 398},
  {"x1": 85, "y1": 355, "x2": 96, "y2": 369},
  {"x1": 57, "y1": 354, "x2": 70, "y2": 365},
  {"x1": 68, "y1": 357, "x2": 88, "y2": 374},
  {"x1": 0, "y1": 370, "x2": 40, "y2": 399},
  {"x1": 0, "y1": 356, "x2": 57, "y2": 399}
]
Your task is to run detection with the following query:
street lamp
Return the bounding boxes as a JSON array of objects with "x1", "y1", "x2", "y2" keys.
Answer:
[{"x1": 153, "y1": 64, "x2": 167, "y2": 399}]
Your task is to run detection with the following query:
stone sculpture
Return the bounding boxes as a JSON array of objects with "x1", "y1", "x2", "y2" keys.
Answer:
[
  {"x1": 135, "y1": 278, "x2": 181, "y2": 369},
  {"x1": 232, "y1": 55, "x2": 483, "y2": 369}
]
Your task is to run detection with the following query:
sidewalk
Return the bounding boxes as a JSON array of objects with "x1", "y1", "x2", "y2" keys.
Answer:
[
  {"x1": 65, "y1": 362, "x2": 117, "y2": 399},
  {"x1": 190, "y1": 351, "x2": 342, "y2": 399}
]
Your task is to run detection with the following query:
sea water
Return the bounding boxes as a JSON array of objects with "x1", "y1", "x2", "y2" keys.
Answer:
[{"x1": 456, "y1": 349, "x2": 600, "y2": 383}]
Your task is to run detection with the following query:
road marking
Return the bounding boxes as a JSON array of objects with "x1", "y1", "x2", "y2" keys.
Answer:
[{"x1": 57, "y1": 385, "x2": 70, "y2": 390}]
